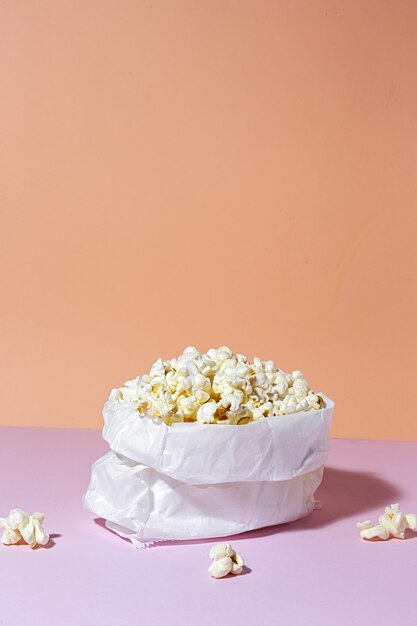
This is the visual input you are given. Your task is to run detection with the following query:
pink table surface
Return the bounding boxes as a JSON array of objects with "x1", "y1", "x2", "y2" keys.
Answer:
[{"x1": 0, "y1": 426, "x2": 416, "y2": 626}]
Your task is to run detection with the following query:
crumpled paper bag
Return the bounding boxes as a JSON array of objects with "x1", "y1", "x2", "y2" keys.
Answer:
[{"x1": 83, "y1": 394, "x2": 334, "y2": 546}]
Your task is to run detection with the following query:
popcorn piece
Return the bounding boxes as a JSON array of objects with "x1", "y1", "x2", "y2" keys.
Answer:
[
  {"x1": 109, "y1": 346, "x2": 322, "y2": 426},
  {"x1": 357, "y1": 521, "x2": 389, "y2": 541},
  {"x1": 209, "y1": 542, "x2": 234, "y2": 560},
  {"x1": 208, "y1": 557, "x2": 233, "y2": 578},
  {"x1": 0, "y1": 508, "x2": 49, "y2": 548},
  {"x1": 230, "y1": 552, "x2": 244, "y2": 575},
  {"x1": 357, "y1": 504, "x2": 417, "y2": 541},
  {"x1": 20, "y1": 514, "x2": 50, "y2": 548},
  {"x1": 0, "y1": 524, "x2": 21, "y2": 545},
  {"x1": 208, "y1": 542, "x2": 244, "y2": 578},
  {"x1": 196, "y1": 401, "x2": 218, "y2": 424},
  {"x1": 405, "y1": 513, "x2": 417, "y2": 530},
  {"x1": 7, "y1": 508, "x2": 29, "y2": 531}
]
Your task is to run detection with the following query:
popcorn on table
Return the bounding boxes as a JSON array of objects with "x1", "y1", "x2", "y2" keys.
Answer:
[
  {"x1": 208, "y1": 543, "x2": 244, "y2": 578},
  {"x1": 0, "y1": 508, "x2": 49, "y2": 548},
  {"x1": 109, "y1": 346, "x2": 323, "y2": 426},
  {"x1": 357, "y1": 504, "x2": 417, "y2": 540}
]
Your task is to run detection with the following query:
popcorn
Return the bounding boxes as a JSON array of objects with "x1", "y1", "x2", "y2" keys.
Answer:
[
  {"x1": 208, "y1": 557, "x2": 233, "y2": 578},
  {"x1": 109, "y1": 346, "x2": 323, "y2": 426},
  {"x1": 209, "y1": 542, "x2": 235, "y2": 559},
  {"x1": 208, "y1": 542, "x2": 244, "y2": 578},
  {"x1": 230, "y1": 552, "x2": 244, "y2": 575},
  {"x1": 196, "y1": 401, "x2": 217, "y2": 423},
  {"x1": 0, "y1": 508, "x2": 49, "y2": 548},
  {"x1": 357, "y1": 504, "x2": 417, "y2": 540}
]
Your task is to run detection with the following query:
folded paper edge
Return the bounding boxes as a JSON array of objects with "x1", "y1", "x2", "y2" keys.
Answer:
[{"x1": 101, "y1": 395, "x2": 334, "y2": 485}]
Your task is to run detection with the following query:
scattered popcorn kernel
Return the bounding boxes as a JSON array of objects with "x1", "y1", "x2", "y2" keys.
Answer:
[
  {"x1": 209, "y1": 542, "x2": 234, "y2": 560},
  {"x1": 7, "y1": 508, "x2": 30, "y2": 531},
  {"x1": 208, "y1": 542, "x2": 244, "y2": 578},
  {"x1": 0, "y1": 508, "x2": 49, "y2": 548},
  {"x1": 357, "y1": 504, "x2": 417, "y2": 541},
  {"x1": 0, "y1": 525, "x2": 21, "y2": 545},
  {"x1": 357, "y1": 521, "x2": 389, "y2": 540},
  {"x1": 405, "y1": 514, "x2": 417, "y2": 530},
  {"x1": 230, "y1": 552, "x2": 244, "y2": 575},
  {"x1": 208, "y1": 557, "x2": 233, "y2": 578}
]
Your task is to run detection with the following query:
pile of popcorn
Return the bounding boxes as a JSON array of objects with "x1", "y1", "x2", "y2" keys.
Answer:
[{"x1": 109, "y1": 346, "x2": 323, "y2": 425}]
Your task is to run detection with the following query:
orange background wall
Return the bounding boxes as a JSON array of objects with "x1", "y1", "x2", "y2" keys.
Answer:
[{"x1": 1, "y1": 0, "x2": 416, "y2": 439}]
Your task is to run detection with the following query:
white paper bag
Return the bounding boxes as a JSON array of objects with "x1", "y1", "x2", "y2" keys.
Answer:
[{"x1": 83, "y1": 395, "x2": 334, "y2": 546}]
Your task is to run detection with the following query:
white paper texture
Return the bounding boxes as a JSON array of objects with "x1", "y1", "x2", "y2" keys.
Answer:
[
  {"x1": 102, "y1": 395, "x2": 334, "y2": 484},
  {"x1": 83, "y1": 451, "x2": 324, "y2": 543},
  {"x1": 83, "y1": 394, "x2": 334, "y2": 544}
]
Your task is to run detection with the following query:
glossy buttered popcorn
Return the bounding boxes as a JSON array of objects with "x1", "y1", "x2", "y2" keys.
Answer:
[{"x1": 109, "y1": 346, "x2": 323, "y2": 425}]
